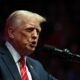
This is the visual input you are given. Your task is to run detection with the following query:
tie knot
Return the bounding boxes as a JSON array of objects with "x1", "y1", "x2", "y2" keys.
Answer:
[{"x1": 19, "y1": 56, "x2": 25, "y2": 64}]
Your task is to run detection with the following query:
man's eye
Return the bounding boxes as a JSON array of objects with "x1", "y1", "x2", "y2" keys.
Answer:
[{"x1": 25, "y1": 28, "x2": 34, "y2": 32}]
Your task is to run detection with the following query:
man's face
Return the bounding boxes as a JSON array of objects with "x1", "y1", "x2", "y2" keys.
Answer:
[{"x1": 9, "y1": 19, "x2": 41, "y2": 55}]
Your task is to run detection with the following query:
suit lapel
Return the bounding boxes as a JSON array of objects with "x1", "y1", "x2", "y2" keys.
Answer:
[
  {"x1": 27, "y1": 58, "x2": 40, "y2": 80},
  {"x1": 0, "y1": 44, "x2": 21, "y2": 80}
]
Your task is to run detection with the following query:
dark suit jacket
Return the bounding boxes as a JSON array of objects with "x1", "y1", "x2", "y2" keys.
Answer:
[{"x1": 0, "y1": 43, "x2": 58, "y2": 80}]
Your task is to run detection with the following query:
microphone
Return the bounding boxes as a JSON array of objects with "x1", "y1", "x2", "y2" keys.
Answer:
[
  {"x1": 43, "y1": 44, "x2": 63, "y2": 53},
  {"x1": 42, "y1": 44, "x2": 80, "y2": 63}
]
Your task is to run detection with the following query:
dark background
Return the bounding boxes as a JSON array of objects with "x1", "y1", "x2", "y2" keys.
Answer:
[{"x1": 0, "y1": 0, "x2": 80, "y2": 80}]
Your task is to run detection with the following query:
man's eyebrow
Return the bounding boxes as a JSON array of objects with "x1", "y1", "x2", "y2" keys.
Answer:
[{"x1": 37, "y1": 26, "x2": 42, "y2": 32}]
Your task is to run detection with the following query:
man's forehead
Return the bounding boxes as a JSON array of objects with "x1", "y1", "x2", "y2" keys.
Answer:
[{"x1": 25, "y1": 23, "x2": 41, "y2": 30}]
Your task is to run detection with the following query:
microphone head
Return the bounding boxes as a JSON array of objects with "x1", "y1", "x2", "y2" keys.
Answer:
[
  {"x1": 43, "y1": 44, "x2": 54, "y2": 50},
  {"x1": 43, "y1": 44, "x2": 63, "y2": 52}
]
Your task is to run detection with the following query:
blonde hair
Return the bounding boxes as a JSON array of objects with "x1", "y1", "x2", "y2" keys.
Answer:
[{"x1": 5, "y1": 10, "x2": 46, "y2": 28}]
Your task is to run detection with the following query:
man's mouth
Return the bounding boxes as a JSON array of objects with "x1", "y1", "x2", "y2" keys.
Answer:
[{"x1": 30, "y1": 41, "x2": 37, "y2": 48}]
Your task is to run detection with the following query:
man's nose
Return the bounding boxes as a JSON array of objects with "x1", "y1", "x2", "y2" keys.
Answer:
[{"x1": 32, "y1": 30, "x2": 38, "y2": 39}]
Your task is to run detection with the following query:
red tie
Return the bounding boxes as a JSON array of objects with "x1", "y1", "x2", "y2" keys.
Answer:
[{"x1": 19, "y1": 57, "x2": 29, "y2": 80}]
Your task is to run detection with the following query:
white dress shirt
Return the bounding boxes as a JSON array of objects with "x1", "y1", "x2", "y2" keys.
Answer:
[{"x1": 5, "y1": 41, "x2": 32, "y2": 80}]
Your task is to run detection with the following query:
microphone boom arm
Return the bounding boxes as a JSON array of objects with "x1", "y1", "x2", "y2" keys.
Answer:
[{"x1": 42, "y1": 44, "x2": 80, "y2": 63}]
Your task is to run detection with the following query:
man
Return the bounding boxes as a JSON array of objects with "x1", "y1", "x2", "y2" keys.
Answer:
[{"x1": 0, "y1": 10, "x2": 57, "y2": 80}]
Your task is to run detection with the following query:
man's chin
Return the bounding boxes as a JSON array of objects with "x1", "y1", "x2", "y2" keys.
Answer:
[
  {"x1": 29, "y1": 48, "x2": 35, "y2": 53},
  {"x1": 26, "y1": 48, "x2": 35, "y2": 55}
]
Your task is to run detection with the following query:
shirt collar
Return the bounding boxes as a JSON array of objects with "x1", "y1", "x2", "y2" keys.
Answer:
[{"x1": 5, "y1": 41, "x2": 21, "y2": 63}]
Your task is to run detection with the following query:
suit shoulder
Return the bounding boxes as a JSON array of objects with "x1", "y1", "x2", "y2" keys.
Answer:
[
  {"x1": 27, "y1": 57, "x2": 58, "y2": 80},
  {"x1": 27, "y1": 57, "x2": 42, "y2": 66}
]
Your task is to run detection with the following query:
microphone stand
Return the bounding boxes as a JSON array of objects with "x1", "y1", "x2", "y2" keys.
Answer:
[
  {"x1": 62, "y1": 49, "x2": 80, "y2": 63},
  {"x1": 41, "y1": 45, "x2": 80, "y2": 63}
]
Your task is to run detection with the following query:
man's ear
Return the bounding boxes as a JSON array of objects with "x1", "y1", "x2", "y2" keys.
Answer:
[{"x1": 8, "y1": 27, "x2": 15, "y2": 39}]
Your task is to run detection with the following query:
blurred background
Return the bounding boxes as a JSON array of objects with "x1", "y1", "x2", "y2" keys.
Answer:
[{"x1": 0, "y1": 0, "x2": 80, "y2": 80}]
